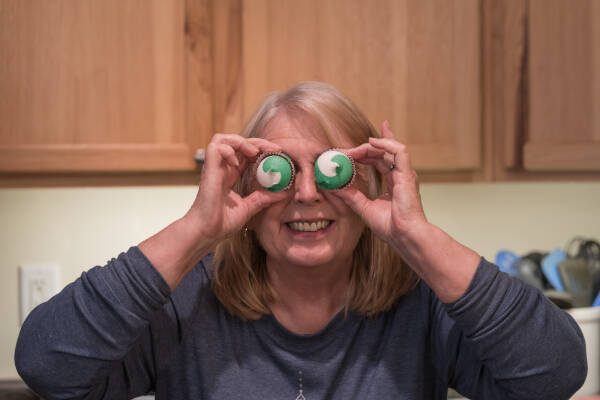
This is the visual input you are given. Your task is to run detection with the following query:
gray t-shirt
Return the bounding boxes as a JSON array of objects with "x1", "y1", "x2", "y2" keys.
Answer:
[{"x1": 16, "y1": 247, "x2": 586, "y2": 399}]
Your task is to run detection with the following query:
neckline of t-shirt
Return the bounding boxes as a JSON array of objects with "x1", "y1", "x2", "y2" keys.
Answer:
[{"x1": 260, "y1": 309, "x2": 359, "y2": 348}]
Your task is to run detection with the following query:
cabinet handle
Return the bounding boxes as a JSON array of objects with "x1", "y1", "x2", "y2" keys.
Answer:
[{"x1": 194, "y1": 149, "x2": 206, "y2": 164}]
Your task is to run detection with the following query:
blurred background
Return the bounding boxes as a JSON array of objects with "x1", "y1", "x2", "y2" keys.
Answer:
[{"x1": 1, "y1": 0, "x2": 599, "y2": 397}]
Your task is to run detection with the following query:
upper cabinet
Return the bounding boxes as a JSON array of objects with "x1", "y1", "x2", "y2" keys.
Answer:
[
  {"x1": 0, "y1": 0, "x2": 212, "y2": 175},
  {"x1": 0, "y1": 0, "x2": 481, "y2": 182},
  {"x1": 237, "y1": 0, "x2": 482, "y2": 173},
  {"x1": 484, "y1": 0, "x2": 600, "y2": 180},
  {"x1": 2, "y1": 0, "x2": 599, "y2": 184},
  {"x1": 526, "y1": 0, "x2": 600, "y2": 171}
]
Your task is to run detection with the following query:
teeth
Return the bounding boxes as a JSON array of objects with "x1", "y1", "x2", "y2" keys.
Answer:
[{"x1": 287, "y1": 220, "x2": 331, "y2": 232}]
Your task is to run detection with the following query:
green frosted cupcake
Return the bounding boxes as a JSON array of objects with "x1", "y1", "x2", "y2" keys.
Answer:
[
  {"x1": 315, "y1": 150, "x2": 355, "y2": 190},
  {"x1": 256, "y1": 153, "x2": 294, "y2": 192}
]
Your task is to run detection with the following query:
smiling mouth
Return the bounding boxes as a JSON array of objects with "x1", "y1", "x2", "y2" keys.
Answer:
[{"x1": 286, "y1": 220, "x2": 332, "y2": 232}]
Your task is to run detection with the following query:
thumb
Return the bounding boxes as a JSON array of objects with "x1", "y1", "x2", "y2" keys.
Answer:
[
  {"x1": 242, "y1": 190, "x2": 288, "y2": 218},
  {"x1": 329, "y1": 187, "x2": 371, "y2": 221}
]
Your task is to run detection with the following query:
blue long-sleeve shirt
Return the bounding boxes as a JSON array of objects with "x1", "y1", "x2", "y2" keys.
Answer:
[{"x1": 15, "y1": 247, "x2": 587, "y2": 399}]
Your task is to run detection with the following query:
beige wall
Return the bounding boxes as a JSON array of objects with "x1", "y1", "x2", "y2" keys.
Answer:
[{"x1": 1, "y1": 183, "x2": 599, "y2": 379}]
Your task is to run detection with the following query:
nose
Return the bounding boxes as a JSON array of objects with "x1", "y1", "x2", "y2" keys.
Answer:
[{"x1": 293, "y1": 169, "x2": 322, "y2": 204}]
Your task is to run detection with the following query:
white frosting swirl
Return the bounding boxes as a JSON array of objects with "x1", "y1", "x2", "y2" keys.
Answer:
[
  {"x1": 317, "y1": 150, "x2": 343, "y2": 177},
  {"x1": 256, "y1": 158, "x2": 282, "y2": 187}
]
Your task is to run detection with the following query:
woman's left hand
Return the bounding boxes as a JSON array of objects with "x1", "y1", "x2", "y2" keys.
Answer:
[
  {"x1": 332, "y1": 121, "x2": 428, "y2": 248},
  {"x1": 335, "y1": 121, "x2": 481, "y2": 302}
]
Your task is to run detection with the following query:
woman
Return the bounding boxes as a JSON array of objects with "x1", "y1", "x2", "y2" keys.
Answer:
[{"x1": 16, "y1": 82, "x2": 586, "y2": 399}]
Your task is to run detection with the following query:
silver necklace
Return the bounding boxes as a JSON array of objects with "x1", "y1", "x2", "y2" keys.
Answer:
[{"x1": 295, "y1": 370, "x2": 306, "y2": 400}]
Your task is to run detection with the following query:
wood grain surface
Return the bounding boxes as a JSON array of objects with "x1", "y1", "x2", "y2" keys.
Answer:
[
  {"x1": 0, "y1": 0, "x2": 202, "y2": 172},
  {"x1": 527, "y1": 0, "x2": 600, "y2": 171},
  {"x1": 238, "y1": 0, "x2": 481, "y2": 171}
]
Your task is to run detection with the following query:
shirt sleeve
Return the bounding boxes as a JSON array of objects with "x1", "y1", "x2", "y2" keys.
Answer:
[
  {"x1": 431, "y1": 257, "x2": 587, "y2": 400},
  {"x1": 15, "y1": 247, "x2": 174, "y2": 400}
]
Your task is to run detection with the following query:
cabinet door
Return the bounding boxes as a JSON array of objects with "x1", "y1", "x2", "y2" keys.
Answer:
[
  {"x1": 0, "y1": 0, "x2": 212, "y2": 173},
  {"x1": 230, "y1": 0, "x2": 481, "y2": 172},
  {"x1": 526, "y1": 0, "x2": 600, "y2": 171}
]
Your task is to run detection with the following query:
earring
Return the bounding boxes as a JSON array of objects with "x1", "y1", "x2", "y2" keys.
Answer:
[
  {"x1": 255, "y1": 152, "x2": 295, "y2": 192},
  {"x1": 315, "y1": 149, "x2": 355, "y2": 190}
]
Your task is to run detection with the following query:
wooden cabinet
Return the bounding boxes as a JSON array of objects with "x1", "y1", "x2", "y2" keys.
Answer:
[
  {"x1": 526, "y1": 0, "x2": 600, "y2": 171},
  {"x1": 2, "y1": 0, "x2": 600, "y2": 185},
  {"x1": 484, "y1": 0, "x2": 600, "y2": 180},
  {"x1": 0, "y1": 0, "x2": 212, "y2": 178},
  {"x1": 0, "y1": 0, "x2": 482, "y2": 185},
  {"x1": 237, "y1": 0, "x2": 482, "y2": 173}
]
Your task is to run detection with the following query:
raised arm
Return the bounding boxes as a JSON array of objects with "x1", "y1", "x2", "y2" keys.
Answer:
[
  {"x1": 337, "y1": 120, "x2": 479, "y2": 302},
  {"x1": 139, "y1": 134, "x2": 286, "y2": 290},
  {"x1": 15, "y1": 134, "x2": 286, "y2": 399},
  {"x1": 335, "y1": 120, "x2": 587, "y2": 398}
]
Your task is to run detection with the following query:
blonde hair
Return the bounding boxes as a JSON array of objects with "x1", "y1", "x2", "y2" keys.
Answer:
[{"x1": 213, "y1": 81, "x2": 418, "y2": 320}]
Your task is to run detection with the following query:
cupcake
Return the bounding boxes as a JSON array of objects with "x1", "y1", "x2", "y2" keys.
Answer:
[
  {"x1": 255, "y1": 153, "x2": 295, "y2": 192},
  {"x1": 314, "y1": 150, "x2": 355, "y2": 190}
]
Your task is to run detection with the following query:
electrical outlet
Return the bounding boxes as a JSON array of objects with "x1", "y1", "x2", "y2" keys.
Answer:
[{"x1": 19, "y1": 264, "x2": 60, "y2": 324}]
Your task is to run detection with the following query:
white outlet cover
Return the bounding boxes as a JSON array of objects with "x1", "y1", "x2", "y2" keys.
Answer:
[{"x1": 19, "y1": 264, "x2": 61, "y2": 325}]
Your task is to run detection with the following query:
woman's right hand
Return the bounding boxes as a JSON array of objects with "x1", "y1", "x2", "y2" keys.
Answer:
[
  {"x1": 140, "y1": 134, "x2": 286, "y2": 290},
  {"x1": 186, "y1": 133, "x2": 287, "y2": 247}
]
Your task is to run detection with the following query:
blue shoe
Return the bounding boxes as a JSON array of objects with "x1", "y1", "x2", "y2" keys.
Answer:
[{"x1": 542, "y1": 249, "x2": 567, "y2": 291}]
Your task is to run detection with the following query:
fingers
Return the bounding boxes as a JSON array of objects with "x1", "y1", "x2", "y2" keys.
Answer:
[
  {"x1": 215, "y1": 143, "x2": 239, "y2": 168},
  {"x1": 245, "y1": 137, "x2": 282, "y2": 154},
  {"x1": 206, "y1": 134, "x2": 282, "y2": 170},
  {"x1": 212, "y1": 133, "x2": 281, "y2": 158},
  {"x1": 367, "y1": 137, "x2": 413, "y2": 174},
  {"x1": 346, "y1": 142, "x2": 386, "y2": 160},
  {"x1": 347, "y1": 121, "x2": 418, "y2": 197},
  {"x1": 204, "y1": 134, "x2": 283, "y2": 184},
  {"x1": 206, "y1": 134, "x2": 297, "y2": 198},
  {"x1": 347, "y1": 142, "x2": 396, "y2": 175},
  {"x1": 381, "y1": 120, "x2": 394, "y2": 139}
]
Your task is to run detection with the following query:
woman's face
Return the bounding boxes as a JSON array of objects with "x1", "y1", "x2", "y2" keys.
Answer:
[{"x1": 249, "y1": 111, "x2": 366, "y2": 270}]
